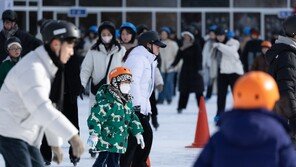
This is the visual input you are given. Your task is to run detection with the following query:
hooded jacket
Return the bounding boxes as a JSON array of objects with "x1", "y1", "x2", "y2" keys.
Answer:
[
  {"x1": 194, "y1": 109, "x2": 296, "y2": 167},
  {"x1": 266, "y1": 35, "x2": 296, "y2": 120},
  {"x1": 87, "y1": 85, "x2": 143, "y2": 154}
]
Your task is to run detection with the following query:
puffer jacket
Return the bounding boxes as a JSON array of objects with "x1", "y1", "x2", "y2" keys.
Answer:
[
  {"x1": 124, "y1": 46, "x2": 158, "y2": 115},
  {"x1": 211, "y1": 38, "x2": 244, "y2": 77},
  {"x1": 87, "y1": 85, "x2": 143, "y2": 154},
  {"x1": 159, "y1": 39, "x2": 179, "y2": 73},
  {"x1": 266, "y1": 35, "x2": 296, "y2": 120},
  {"x1": 0, "y1": 46, "x2": 78, "y2": 148},
  {"x1": 80, "y1": 44, "x2": 126, "y2": 108},
  {"x1": 194, "y1": 109, "x2": 296, "y2": 167}
]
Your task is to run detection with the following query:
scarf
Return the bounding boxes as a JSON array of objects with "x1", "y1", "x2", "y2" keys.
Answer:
[
  {"x1": 2, "y1": 24, "x2": 19, "y2": 39},
  {"x1": 44, "y1": 44, "x2": 65, "y2": 111}
]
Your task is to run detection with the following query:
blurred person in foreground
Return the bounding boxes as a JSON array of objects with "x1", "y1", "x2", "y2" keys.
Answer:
[
  {"x1": 267, "y1": 15, "x2": 296, "y2": 146},
  {"x1": 194, "y1": 71, "x2": 296, "y2": 167},
  {"x1": 0, "y1": 20, "x2": 84, "y2": 167}
]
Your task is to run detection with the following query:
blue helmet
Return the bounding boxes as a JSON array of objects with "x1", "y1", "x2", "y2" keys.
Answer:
[
  {"x1": 243, "y1": 26, "x2": 251, "y2": 35},
  {"x1": 160, "y1": 26, "x2": 171, "y2": 34},
  {"x1": 88, "y1": 25, "x2": 98, "y2": 33},
  {"x1": 120, "y1": 22, "x2": 137, "y2": 34},
  {"x1": 227, "y1": 30, "x2": 235, "y2": 38}
]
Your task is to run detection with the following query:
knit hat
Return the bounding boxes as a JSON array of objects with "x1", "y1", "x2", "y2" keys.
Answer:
[{"x1": 5, "y1": 36, "x2": 22, "y2": 52}]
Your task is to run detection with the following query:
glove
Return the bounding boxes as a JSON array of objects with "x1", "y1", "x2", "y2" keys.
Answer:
[
  {"x1": 87, "y1": 133, "x2": 99, "y2": 149},
  {"x1": 69, "y1": 134, "x2": 84, "y2": 158},
  {"x1": 135, "y1": 133, "x2": 145, "y2": 149},
  {"x1": 52, "y1": 146, "x2": 63, "y2": 164},
  {"x1": 212, "y1": 43, "x2": 219, "y2": 48},
  {"x1": 151, "y1": 115, "x2": 159, "y2": 130},
  {"x1": 133, "y1": 106, "x2": 141, "y2": 113},
  {"x1": 156, "y1": 84, "x2": 163, "y2": 92}
]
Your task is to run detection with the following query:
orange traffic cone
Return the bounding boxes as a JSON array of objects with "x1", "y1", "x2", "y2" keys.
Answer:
[
  {"x1": 146, "y1": 157, "x2": 151, "y2": 167},
  {"x1": 186, "y1": 96, "x2": 210, "y2": 148}
]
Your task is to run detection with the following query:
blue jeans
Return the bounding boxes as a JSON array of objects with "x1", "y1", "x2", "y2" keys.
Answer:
[
  {"x1": 93, "y1": 151, "x2": 120, "y2": 167},
  {"x1": 0, "y1": 135, "x2": 44, "y2": 167},
  {"x1": 158, "y1": 72, "x2": 175, "y2": 103}
]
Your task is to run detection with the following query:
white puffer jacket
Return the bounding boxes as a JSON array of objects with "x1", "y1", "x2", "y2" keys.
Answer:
[
  {"x1": 80, "y1": 44, "x2": 126, "y2": 107},
  {"x1": 211, "y1": 38, "x2": 244, "y2": 76},
  {"x1": 159, "y1": 39, "x2": 179, "y2": 73},
  {"x1": 124, "y1": 46, "x2": 158, "y2": 115},
  {"x1": 0, "y1": 46, "x2": 78, "y2": 148}
]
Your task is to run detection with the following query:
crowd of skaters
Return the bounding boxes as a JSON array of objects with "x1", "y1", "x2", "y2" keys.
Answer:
[{"x1": 1, "y1": 8, "x2": 296, "y2": 167}]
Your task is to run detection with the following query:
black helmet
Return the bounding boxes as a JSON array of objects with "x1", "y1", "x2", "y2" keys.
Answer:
[
  {"x1": 2, "y1": 9, "x2": 17, "y2": 22},
  {"x1": 283, "y1": 15, "x2": 296, "y2": 37},
  {"x1": 138, "y1": 31, "x2": 166, "y2": 48},
  {"x1": 98, "y1": 21, "x2": 116, "y2": 36},
  {"x1": 41, "y1": 20, "x2": 80, "y2": 44},
  {"x1": 5, "y1": 36, "x2": 21, "y2": 52}
]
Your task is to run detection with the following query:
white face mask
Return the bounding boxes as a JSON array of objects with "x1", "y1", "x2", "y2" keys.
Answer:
[
  {"x1": 120, "y1": 83, "x2": 131, "y2": 94},
  {"x1": 102, "y1": 35, "x2": 113, "y2": 44}
]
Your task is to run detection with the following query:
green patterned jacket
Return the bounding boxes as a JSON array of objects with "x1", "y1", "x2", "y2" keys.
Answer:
[{"x1": 87, "y1": 84, "x2": 143, "y2": 154}]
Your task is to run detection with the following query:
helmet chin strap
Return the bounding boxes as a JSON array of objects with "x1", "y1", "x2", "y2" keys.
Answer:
[{"x1": 146, "y1": 43, "x2": 154, "y2": 54}]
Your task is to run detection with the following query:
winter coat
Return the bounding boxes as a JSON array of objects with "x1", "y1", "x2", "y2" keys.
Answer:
[
  {"x1": 242, "y1": 39, "x2": 263, "y2": 72},
  {"x1": 251, "y1": 53, "x2": 269, "y2": 72},
  {"x1": 159, "y1": 39, "x2": 179, "y2": 73},
  {"x1": 87, "y1": 85, "x2": 143, "y2": 154},
  {"x1": 0, "y1": 57, "x2": 18, "y2": 88},
  {"x1": 266, "y1": 36, "x2": 296, "y2": 120},
  {"x1": 194, "y1": 109, "x2": 296, "y2": 167},
  {"x1": 0, "y1": 29, "x2": 42, "y2": 62},
  {"x1": 0, "y1": 46, "x2": 78, "y2": 148},
  {"x1": 210, "y1": 38, "x2": 244, "y2": 77},
  {"x1": 171, "y1": 44, "x2": 204, "y2": 93},
  {"x1": 124, "y1": 46, "x2": 158, "y2": 116},
  {"x1": 80, "y1": 44, "x2": 126, "y2": 108}
]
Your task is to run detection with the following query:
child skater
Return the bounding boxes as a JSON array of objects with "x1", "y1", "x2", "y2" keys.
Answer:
[{"x1": 87, "y1": 67, "x2": 145, "y2": 167}]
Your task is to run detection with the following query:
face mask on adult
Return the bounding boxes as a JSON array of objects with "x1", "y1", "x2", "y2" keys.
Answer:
[
  {"x1": 120, "y1": 83, "x2": 131, "y2": 94},
  {"x1": 102, "y1": 35, "x2": 113, "y2": 44}
]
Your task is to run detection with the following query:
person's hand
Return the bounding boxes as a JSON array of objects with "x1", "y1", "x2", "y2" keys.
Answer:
[
  {"x1": 51, "y1": 146, "x2": 63, "y2": 164},
  {"x1": 133, "y1": 106, "x2": 141, "y2": 113},
  {"x1": 69, "y1": 134, "x2": 84, "y2": 158},
  {"x1": 151, "y1": 115, "x2": 159, "y2": 130},
  {"x1": 135, "y1": 133, "x2": 145, "y2": 149},
  {"x1": 87, "y1": 133, "x2": 98, "y2": 149},
  {"x1": 156, "y1": 84, "x2": 164, "y2": 92},
  {"x1": 212, "y1": 43, "x2": 219, "y2": 48}
]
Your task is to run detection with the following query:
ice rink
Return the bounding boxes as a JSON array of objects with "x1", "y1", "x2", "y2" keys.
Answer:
[{"x1": 0, "y1": 93, "x2": 233, "y2": 167}]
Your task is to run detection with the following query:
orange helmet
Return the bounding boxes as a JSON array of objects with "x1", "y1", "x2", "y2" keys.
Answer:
[
  {"x1": 261, "y1": 41, "x2": 272, "y2": 48},
  {"x1": 233, "y1": 71, "x2": 279, "y2": 110},
  {"x1": 109, "y1": 67, "x2": 132, "y2": 87}
]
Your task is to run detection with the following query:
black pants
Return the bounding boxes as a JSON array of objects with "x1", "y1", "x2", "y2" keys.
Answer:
[
  {"x1": 150, "y1": 91, "x2": 158, "y2": 117},
  {"x1": 178, "y1": 91, "x2": 203, "y2": 110},
  {"x1": 93, "y1": 151, "x2": 120, "y2": 167},
  {"x1": 41, "y1": 95, "x2": 80, "y2": 162},
  {"x1": 120, "y1": 113, "x2": 153, "y2": 167},
  {"x1": 0, "y1": 135, "x2": 44, "y2": 167},
  {"x1": 217, "y1": 73, "x2": 240, "y2": 115}
]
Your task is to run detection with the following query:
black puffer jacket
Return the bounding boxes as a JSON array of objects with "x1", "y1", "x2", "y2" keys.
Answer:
[{"x1": 266, "y1": 42, "x2": 296, "y2": 120}]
